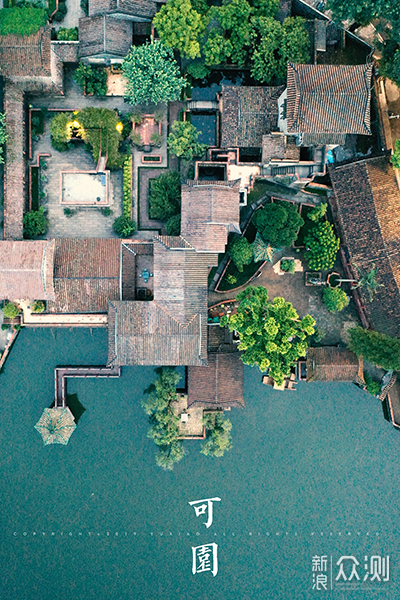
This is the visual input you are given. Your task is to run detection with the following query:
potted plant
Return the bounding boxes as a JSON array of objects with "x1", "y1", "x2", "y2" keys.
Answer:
[{"x1": 280, "y1": 258, "x2": 296, "y2": 274}]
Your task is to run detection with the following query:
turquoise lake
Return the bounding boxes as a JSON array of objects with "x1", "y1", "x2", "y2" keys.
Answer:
[{"x1": 0, "y1": 328, "x2": 399, "y2": 599}]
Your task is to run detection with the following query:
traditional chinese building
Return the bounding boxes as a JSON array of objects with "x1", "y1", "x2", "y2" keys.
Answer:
[{"x1": 306, "y1": 347, "x2": 364, "y2": 384}]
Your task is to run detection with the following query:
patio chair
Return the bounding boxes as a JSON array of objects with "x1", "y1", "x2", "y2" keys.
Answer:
[{"x1": 287, "y1": 380, "x2": 297, "y2": 391}]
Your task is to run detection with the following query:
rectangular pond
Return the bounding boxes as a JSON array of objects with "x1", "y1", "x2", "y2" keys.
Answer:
[{"x1": 0, "y1": 328, "x2": 399, "y2": 600}]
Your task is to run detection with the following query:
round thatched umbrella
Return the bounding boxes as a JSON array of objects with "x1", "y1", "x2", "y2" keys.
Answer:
[
  {"x1": 252, "y1": 232, "x2": 279, "y2": 263},
  {"x1": 34, "y1": 407, "x2": 76, "y2": 446}
]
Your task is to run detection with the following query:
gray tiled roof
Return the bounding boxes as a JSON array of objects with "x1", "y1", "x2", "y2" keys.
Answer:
[
  {"x1": 89, "y1": 0, "x2": 163, "y2": 18},
  {"x1": 0, "y1": 27, "x2": 52, "y2": 78},
  {"x1": 286, "y1": 63, "x2": 373, "y2": 137},
  {"x1": 220, "y1": 85, "x2": 283, "y2": 148},
  {"x1": 187, "y1": 352, "x2": 244, "y2": 408},
  {"x1": 329, "y1": 156, "x2": 400, "y2": 337},
  {"x1": 181, "y1": 181, "x2": 241, "y2": 253},
  {"x1": 79, "y1": 14, "x2": 133, "y2": 58},
  {"x1": 306, "y1": 347, "x2": 362, "y2": 382}
]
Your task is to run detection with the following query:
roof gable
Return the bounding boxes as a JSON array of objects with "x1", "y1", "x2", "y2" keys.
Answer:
[
  {"x1": 0, "y1": 26, "x2": 52, "y2": 78},
  {"x1": 187, "y1": 352, "x2": 244, "y2": 408},
  {"x1": 79, "y1": 14, "x2": 133, "y2": 58},
  {"x1": 306, "y1": 347, "x2": 362, "y2": 382},
  {"x1": 286, "y1": 63, "x2": 373, "y2": 137}
]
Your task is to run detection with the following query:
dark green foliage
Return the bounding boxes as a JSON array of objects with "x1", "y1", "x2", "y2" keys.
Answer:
[
  {"x1": 150, "y1": 132, "x2": 163, "y2": 147},
  {"x1": 167, "y1": 120, "x2": 208, "y2": 161},
  {"x1": 79, "y1": 107, "x2": 125, "y2": 169},
  {"x1": 148, "y1": 171, "x2": 181, "y2": 220},
  {"x1": 391, "y1": 139, "x2": 400, "y2": 169},
  {"x1": 113, "y1": 215, "x2": 136, "y2": 237},
  {"x1": 122, "y1": 40, "x2": 185, "y2": 105},
  {"x1": 323, "y1": 287, "x2": 349, "y2": 313},
  {"x1": 308, "y1": 202, "x2": 327, "y2": 222},
  {"x1": 2, "y1": 302, "x2": 19, "y2": 319},
  {"x1": 1, "y1": 324, "x2": 9, "y2": 331},
  {"x1": 0, "y1": 112, "x2": 7, "y2": 165},
  {"x1": 304, "y1": 221, "x2": 340, "y2": 271},
  {"x1": 49, "y1": 112, "x2": 71, "y2": 152},
  {"x1": 326, "y1": 0, "x2": 400, "y2": 28},
  {"x1": 53, "y1": 0, "x2": 67, "y2": 20},
  {"x1": 228, "y1": 237, "x2": 253, "y2": 272},
  {"x1": 63, "y1": 207, "x2": 76, "y2": 217},
  {"x1": 380, "y1": 37, "x2": 400, "y2": 87},
  {"x1": 80, "y1": 0, "x2": 88, "y2": 15},
  {"x1": 57, "y1": 27, "x2": 78, "y2": 40},
  {"x1": 0, "y1": 7, "x2": 47, "y2": 36},
  {"x1": 280, "y1": 258, "x2": 295, "y2": 273},
  {"x1": 74, "y1": 63, "x2": 107, "y2": 96},
  {"x1": 123, "y1": 156, "x2": 132, "y2": 218},
  {"x1": 101, "y1": 207, "x2": 113, "y2": 216},
  {"x1": 186, "y1": 61, "x2": 211, "y2": 80},
  {"x1": 142, "y1": 368, "x2": 185, "y2": 470},
  {"x1": 221, "y1": 286, "x2": 315, "y2": 384},
  {"x1": 253, "y1": 201, "x2": 304, "y2": 248},
  {"x1": 201, "y1": 412, "x2": 233, "y2": 457},
  {"x1": 205, "y1": 0, "x2": 252, "y2": 67},
  {"x1": 364, "y1": 373, "x2": 381, "y2": 396},
  {"x1": 153, "y1": 0, "x2": 206, "y2": 59},
  {"x1": 165, "y1": 214, "x2": 181, "y2": 236},
  {"x1": 348, "y1": 327, "x2": 400, "y2": 371},
  {"x1": 352, "y1": 263, "x2": 384, "y2": 302},
  {"x1": 23, "y1": 207, "x2": 48, "y2": 238}
]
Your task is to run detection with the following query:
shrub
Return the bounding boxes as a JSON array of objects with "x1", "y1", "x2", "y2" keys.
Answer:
[
  {"x1": 74, "y1": 63, "x2": 107, "y2": 96},
  {"x1": 150, "y1": 132, "x2": 163, "y2": 147},
  {"x1": 201, "y1": 412, "x2": 233, "y2": 457},
  {"x1": 228, "y1": 237, "x2": 253, "y2": 272},
  {"x1": 80, "y1": 0, "x2": 88, "y2": 15},
  {"x1": 148, "y1": 170, "x2": 181, "y2": 220},
  {"x1": 123, "y1": 156, "x2": 132, "y2": 218},
  {"x1": 130, "y1": 110, "x2": 143, "y2": 126},
  {"x1": 304, "y1": 221, "x2": 340, "y2": 271},
  {"x1": 153, "y1": 109, "x2": 164, "y2": 124},
  {"x1": 23, "y1": 207, "x2": 48, "y2": 239},
  {"x1": 31, "y1": 300, "x2": 45, "y2": 313},
  {"x1": 364, "y1": 373, "x2": 381, "y2": 396},
  {"x1": 101, "y1": 207, "x2": 113, "y2": 216},
  {"x1": 113, "y1": 215, "x2": 136, "y2": 237},
  {"x1": 323, "y1": 287, "x2": 349, "y2": 313},
  {"x1": 13, "y1": 324, "x2": 23, "y2": 331},
  {"x1": 1, "y1": 324, "x2": 9, "y2": 331},
  {"x1": 2, "y1": 302, "x2": 19, "y2": 319},
  {"x1": 391, "y1": 139, "x2": 400, "y2": 170},
  {"x1": 165, "y1": 213, "x2": 181, "y2": 235},
  {"x1": 0, "y1": 7, "x2": 47, "y2": 36},
  {"x1": 253, "y1": 201, "x2": 304, "y2": 248},
  {"x1": 280, "y1": 258, "x2": 295, "y2": 273},
  {"x1": 0, "y1": 112, "x2": 7, "y2": 166},
  {"x1": 186, "y1": 61, "x2": 211, "y2": 80},
  {"x1": 348, "y1": 326, "x2": 400, "y2": 371},
  {"x1": 167, "y1": 120, "x2": 207, "y2": 161},
  {"x1": 63, "y1": 207, "x2": 76, "y2": 217},
  {"x1": 49, "y1": 112, "x2": 72, "y2": 151},
  {"x1": 131, "y1": 132, "x2": 142, "y2": 146},
  {"x1": 308, "y1": 202, "x2": 327, "y2": 222},
  {"x1": 227, "y1": 274, "x2": 237, "y2": 285},
  {"x1": 57, "y1": 27, "x2": 78, "y2": 41}
]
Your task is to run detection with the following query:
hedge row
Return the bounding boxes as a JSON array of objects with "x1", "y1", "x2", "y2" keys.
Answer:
[{"x1": 123, "y1": 155, "x2": 132, "y2": 218}]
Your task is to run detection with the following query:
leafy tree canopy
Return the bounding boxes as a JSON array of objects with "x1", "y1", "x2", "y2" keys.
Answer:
[
  {"x1": 122, "y1": 40, "x2": 185, "y2": 105},
  {"x1": 228, "y1": 237, "x2": 254, "y2": 272},
  {"x1": 308, "y1": 202, "x2": 327, "y2": 222},
  {"x1": 167, "y1": 120, "x2": 208, "y2": 161},
  {"x1": 2, "y1": 302, "x2": 19, "y2": 319},
  {"x1": 348, "y1": 326, "x2": 400, "y2": 371},
  {"x1": 74, "y1": 63, "x2": 107, "y2": 96},
  {"x1": 253, "y1": 201, "x2": 304, "y2": 248},
  {"x1": 153, "y1": 0, "x2": 206, "y2": 59},
  {"x1": 0, "y1": 7, "x2": 47, "y2": 36},
  {"x1": 201, "y1": 412, "x2": 233, "y2": 457},
  {"x1": 23, "y1": 207, "x2": 48, "y2": 239},
  {"x1": 323, "y1": 287, "x2": 349, "y2": 313},
  {"x1": 326, "y1": 0, "x2": 400, "y2": 28},
  {"x1": 149, "y1": 170, "x2": 181, "y2": 220},
  {"x1": 304, "y1": 221, "x2": 340, "y2": 271},
  {"x1": 391, "y1": 139, "x2": 400, "y2": 170},
  {"x1": 57, "y1": 27, "x2": 78, "y2": 41},
  {"x1": 166, "y1": 213, "x2": 181, "y2": 236},
  {"x1": 220, "y1": 286, "x2": 315, "y2": 384},
  {"x1": 113, "y1": 215, "x2": 136, "y2": 237}
]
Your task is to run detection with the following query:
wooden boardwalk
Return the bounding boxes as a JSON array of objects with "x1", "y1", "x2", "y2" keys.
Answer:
[{"x1": 55, "y1": 366, "x2": 121, "y2": 408}]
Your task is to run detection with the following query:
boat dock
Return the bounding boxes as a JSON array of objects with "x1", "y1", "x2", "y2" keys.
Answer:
[{"x1": 54, "y1": 366, "x2": 121, "y2": 408}]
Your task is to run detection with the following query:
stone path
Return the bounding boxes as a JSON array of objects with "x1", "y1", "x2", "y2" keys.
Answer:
[{"x1": 53, "y1": 0, "x2": 85, "y2": 31}]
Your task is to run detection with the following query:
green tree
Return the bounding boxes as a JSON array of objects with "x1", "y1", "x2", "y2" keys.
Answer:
[
  {"x1": 352, "y1": 263, "x2": 384, "y2": 302},
  {"x1": 280, "y1": 17, "x2": 310, "y2": 66},
  {"x1": 253, "y1": 201, "x2": 304, "y2": 248},
  {"x1": 122, "y1": 40, "x2": 185, "y2": 105},
  {"x1": 148, "y1": 170, "x2": 181, "y2": 220},
  {"x1": 391, "y1": 139, "x2": 400, "y2": 169},
  {"x1": 79, "y1": 107, "x2": 124, "y2": 169},
  {"x1": 166, "y1": 214, "x2": 181, "y2": 235},
  {"x1": 49, "y1": 112, "x2": 72, "y2": 151},
  {"x1": 0, "y1": 112, "x2": 7, "y2": 165},
  {"x1": 167, "y1": 120, "x2": 208, "y2": 161},
  {"x1": 113, "y1": 215, "x2": 136, "y2": 237},
  {"x1": 323, "y1": 287, "x2": 349, "y2": 313},
  {"x1": 304, "y1": 221, "x2": 340, "y2": 271},
  {"x1": 205, "y1": 0, "x2": 252, "y2": 66},
  {"x1": 186, "y1": 61, "x2": 211, "y2": 80},
  {"x1": 249, "y1": 0, "x2": 279, "y2": 17},
  {"x1": 203, "y1": 29, "x2": 233, "y2": 66},
  {"x1": 74, "y1": 63, "x2": 107, "y2": 96},
  {"x1": 23, "y1": 207, "x2": 48, "y2": 239},
  {"x1": 220, "y1": 286, "x2": 315, "y2": 384},
  {"x1": 380, "y1": 39, "x2": 400, "y2": 87},
  {"x1": 0, "y1": 7, "x2": 47, "y2": 36},
  {"x1": 2, "y1": 302, "x2": 19, "y2": 319},
  {"x1": 326, "y1": 0, "x2": 400, "y2": 27},
  {"x1": 308, "y1": 202, "x2": 327, "y2": 222},
  {"x1": 153, "y1": 0, "x2": 206, "y2": 59},
  {"x1": 57, "y1": 27, "x2": 78, "y2": 40},
  {"x1": 142, "y1": 368, "x2": 185, "y2": 470},
  {"x1": 32, "y1": 300, "x2": 45, "y2": 313},
  {"x1": 201, "y1": 412, "x2": 233, "y2": 457},
  {"x1": 228, "y1": 237, "x2": 253, "y2": 272},
  {"x1": 348, "y1": 326, "x2": 400, "y2": 371}
]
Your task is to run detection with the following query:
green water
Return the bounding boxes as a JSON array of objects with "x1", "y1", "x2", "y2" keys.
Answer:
[{"x1": 0, "y1": 328, "x2": 399, "y2": 599}]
